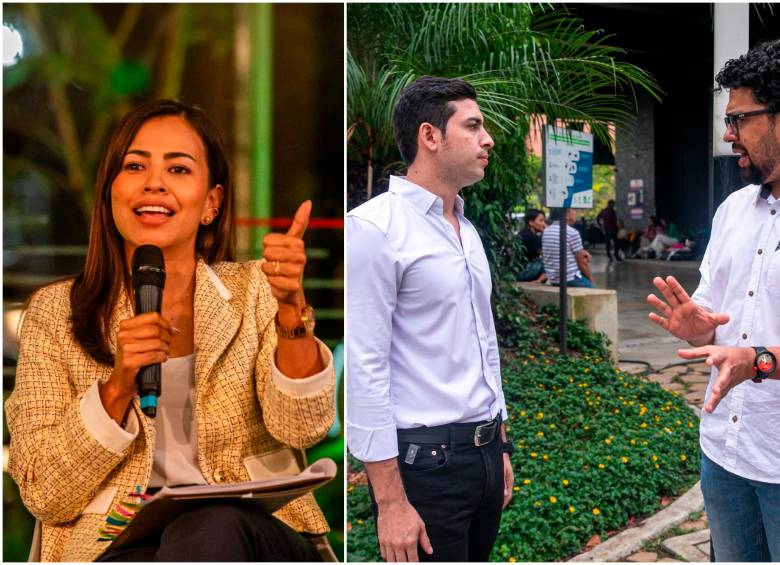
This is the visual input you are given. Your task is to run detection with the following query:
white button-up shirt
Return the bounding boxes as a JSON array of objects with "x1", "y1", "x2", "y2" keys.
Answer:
[
  {"x1": 692, "y1": 183, "x2": 780, "y2": 483},
  {"x1": 346, "y1": 176, "x2": 506, "y2": 462}
]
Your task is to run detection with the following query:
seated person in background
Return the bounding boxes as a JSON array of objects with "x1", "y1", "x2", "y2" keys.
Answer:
[
  {"x1": 642, "y1": 216, "x2": 680, "y2": 258},
  {"x1": 541, "y1": 208, "x2": 594, "y2": 288},
  {"x1": 517, "y1": 209, "x2": 547, "y2": 283}
]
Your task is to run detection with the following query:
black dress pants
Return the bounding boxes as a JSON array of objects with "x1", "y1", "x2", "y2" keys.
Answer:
[
  {"x1": 369, "y1": 437, "x2": 504, "y2": 562},
  {"x1": 96, "y1": 499, "x2": 322, "y2": 562}
]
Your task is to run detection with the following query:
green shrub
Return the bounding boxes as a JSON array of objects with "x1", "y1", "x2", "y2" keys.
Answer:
[{"x1": 347, "y1": 280, "x2": 700, "y2": 562}]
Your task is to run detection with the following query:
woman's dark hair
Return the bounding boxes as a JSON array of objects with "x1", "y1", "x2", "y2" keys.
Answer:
[
  {"x1": 524, "y1": 209, "x2": 544, "y2": 226},
  {"x1": 393, "y1": 76, "x2": 477, "y2": 165},
  {"x1": 715, "y1": 40, "x2": 780, "y2": 113},
  {"x1": 71, "y1": 99, "x2": 235, "y2": 366}
]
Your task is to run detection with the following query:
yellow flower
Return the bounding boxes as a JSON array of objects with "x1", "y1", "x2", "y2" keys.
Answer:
[
  {"x1": 540, "y1": 351, "x2": 546, "y2": 356},
  {"x1": 621, "y1": 456, "x2": 629, "y2": 464},
  {"x1": 593, "y1": 508, "x2": 601, "y2": 516},
  {"x1": 584, "y1": 368, "x2": 590, "y2": 373},
  {"x1": 651, "y1": 455, "x2": 658, "y2": 462},
  {"x1": 534, "y1": 501, "x2": 542, "y2": 508},
  {"x1": 613, "y1": 409, "x2": 620, "y2": 414},
  {"x1": 542, "y1": 454, "x2": 550, "y2": 461},
  {"x1": 640, "y1": 422, "x2": 648, "y2": 428},
  {"x1": 604, "y1": 438, "x2": 612, "y2": 445},
  {"x1": 530, "y1": 452, "x2": 538, "y2": 458},
  {"x1": 537, "y1": 431, "x2": 544, "y2": 437},
  {"x1": 569, "y1": 505, "x2": 576, "y2": 513},
  {"x1": 654, "y1": 464, "x2": 660, "y2": 469},
  {"x1": 520, "y1": 410, "x2": 526, "y2": 417},
  {"x1": 630, "y1": 439, "x2": 636, "y2": 445},
  {"x1": 509, "y1": 558, "x2": 517, "y2": 563},
  {"x1": 680, "y1": 454, "x2": 687, "y2": 462},
  {"x1": 549, "y1": 496, "x2": 557, "y2": 504},
  {"x1": 598, "y1": 463, "x2": 605, "y2": 469},
  {"x1": 348, "y1": 485, "x2": 355, "y2": 492},
  {"x1": 562, "y1": 479, "x2": 570, "y2": 486},
  {"x1": 688, "y1": 421, "x2": 694, "y2": 428},
  {"x1": 523, "y1": 479, "x2": 532, "y2": 485},
  {"x1": 513, "y1": 486, "x2": 520, "y2": 492},
  {"x1": 536, "y1": 412, "x2": 544, "y2": 420},
  {"x1": 357, "y1": 519, "x2": 364, "y2": 525}
]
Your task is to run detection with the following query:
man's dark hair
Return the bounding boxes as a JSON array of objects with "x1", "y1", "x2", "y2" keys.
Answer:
[
  {"x1": 715, "y1": 40, "x2": 780, "y2": 113},
  {"x1": 393, "y1": 76, "x2": 477, "y2": 165}
]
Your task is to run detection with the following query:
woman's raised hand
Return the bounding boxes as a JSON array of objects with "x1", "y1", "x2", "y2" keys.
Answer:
[{"x1": 262, "y1": 200, "x2": 311, "y2": 308}]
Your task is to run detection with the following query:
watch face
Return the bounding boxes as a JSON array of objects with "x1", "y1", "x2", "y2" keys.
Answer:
[{"x1": 757, "y1": 352, "x2": 776, "y2": 373}]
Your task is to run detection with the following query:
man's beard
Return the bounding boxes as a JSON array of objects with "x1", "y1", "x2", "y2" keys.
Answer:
[{"x1": 740, "y1": 129, "x2": 779, "y2": 185}]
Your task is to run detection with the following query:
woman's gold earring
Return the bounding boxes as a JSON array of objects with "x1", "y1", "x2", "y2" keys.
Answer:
[{"x1": 203, "y1": 216, "x2": 213, "y2": 225}]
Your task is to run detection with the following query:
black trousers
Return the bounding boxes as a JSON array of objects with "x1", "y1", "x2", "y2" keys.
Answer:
[
  {"x1": 96, "y1": 499, "x2": 322, "y2": 562},
  {"x1": 369, "y1": 437, "x2": 504, "y2": 562}
]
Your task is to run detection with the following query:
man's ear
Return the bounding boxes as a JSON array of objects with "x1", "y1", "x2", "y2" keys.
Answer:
[{"x1": 418, "y1": 122, "x2": 440, "y2": 153}]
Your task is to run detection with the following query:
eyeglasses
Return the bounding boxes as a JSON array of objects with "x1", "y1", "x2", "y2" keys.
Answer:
[{"x1": 724, "y1": 109, "x2": 774, "y2": 135}]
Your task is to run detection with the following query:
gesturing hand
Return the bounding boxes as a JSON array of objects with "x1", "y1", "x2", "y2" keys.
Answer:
[
  {"x1": 678, "y1": 345, "x2": 755, "y2": 413},
  {"x1": 262, "y1": 200, "x2": 310, "y2": 307},
  {"x1": 647, "y1": 276, "x2": 729, "y2": 345},
  {"x1": 376, "y1": 499, "x2": 433, "y2": 562}
]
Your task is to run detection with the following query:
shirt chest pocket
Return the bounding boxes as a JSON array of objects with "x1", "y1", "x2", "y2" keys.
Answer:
[{"x1": 766, "y1": 247, "x2": 780, "y2": 298}]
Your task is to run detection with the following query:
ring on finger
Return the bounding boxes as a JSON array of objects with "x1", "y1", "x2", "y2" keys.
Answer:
[{"x1": 273, "y1": 260, "x2": 280, "y2": 274}]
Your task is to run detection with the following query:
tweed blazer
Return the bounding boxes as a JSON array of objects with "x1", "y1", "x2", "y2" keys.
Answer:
[{"x1": 5, "y1": 259, "x2": 335, "y2": 562}]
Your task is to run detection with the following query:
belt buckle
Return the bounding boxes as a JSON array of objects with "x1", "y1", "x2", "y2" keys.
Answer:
[{"x1": 473, "y1": 420, "x2": 496, "y2": 447}]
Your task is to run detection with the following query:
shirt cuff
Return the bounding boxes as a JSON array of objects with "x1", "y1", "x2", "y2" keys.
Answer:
[
  {"x1": 346, "y1": 421, "x2": 399, "y2": 462},
  {"x1": 80, "y1": 382, "x2": 138, "y2": 453},
  {"x1": 271, "y1": 338, "x2": 334, "y2": 396}
]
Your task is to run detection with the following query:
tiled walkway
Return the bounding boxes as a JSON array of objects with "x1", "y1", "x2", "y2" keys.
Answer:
[{"x1": 594, "y1": 250, "x2": 710, "y2": 562}]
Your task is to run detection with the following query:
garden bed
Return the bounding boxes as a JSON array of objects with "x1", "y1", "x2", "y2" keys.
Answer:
[{"x1": 346, "y1": 286, "x2": 700, "y2": 562}]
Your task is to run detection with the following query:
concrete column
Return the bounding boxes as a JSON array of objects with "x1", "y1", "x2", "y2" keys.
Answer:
[{"x1": 710, "y1": 4, "x2": 750, "y2": 217}]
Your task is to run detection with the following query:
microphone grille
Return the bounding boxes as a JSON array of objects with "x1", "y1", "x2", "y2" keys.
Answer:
[{"x1": 131, "y1": 245, "x2": 165, "y2": 288}]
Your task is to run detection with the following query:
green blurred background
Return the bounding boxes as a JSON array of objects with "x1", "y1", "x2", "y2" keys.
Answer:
[{"x1": 3, "y1": 3, "x2": 344, "y2": 561}]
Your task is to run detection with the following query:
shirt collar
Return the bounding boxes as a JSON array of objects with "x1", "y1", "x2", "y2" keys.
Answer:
[
  {"x1": 388, "y1": 175, "x2": 464, "y2": 216},
  {"x1": 754, "y1": 183, "x2": 779, "y2": 205}
]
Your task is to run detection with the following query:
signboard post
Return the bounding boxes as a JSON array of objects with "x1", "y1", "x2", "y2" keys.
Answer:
[{"x1": 543, "y1": 125, "x2": 594, "y2": 354}]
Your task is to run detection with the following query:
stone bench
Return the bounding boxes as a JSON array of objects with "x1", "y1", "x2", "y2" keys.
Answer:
[{"x1": 517, "y1": 282, "x2": 618, "y2": 363}]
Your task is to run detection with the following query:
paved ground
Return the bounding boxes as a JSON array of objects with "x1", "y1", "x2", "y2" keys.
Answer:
[
  {"x1": 587, "y1": 247, "x2": 702, "y2": 370},
  {"x1": 587, "y1": 246, "x2": 711, "y2": 562}
]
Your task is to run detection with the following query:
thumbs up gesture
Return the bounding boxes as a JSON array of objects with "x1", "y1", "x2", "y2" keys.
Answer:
[{"x1": 262, "y1": 200, "x2": 311, "y2": 307}]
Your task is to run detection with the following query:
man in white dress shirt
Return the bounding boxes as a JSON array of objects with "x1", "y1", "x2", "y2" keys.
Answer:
[
  {"x1": 647, "y1": 40, "x2": 780, "y2": 561},
  {"x1": 347, "y1": 76, "x2": 514, "y2": 562}
]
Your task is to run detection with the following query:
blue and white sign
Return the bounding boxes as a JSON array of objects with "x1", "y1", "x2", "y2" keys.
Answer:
[{"x1": 543, "y1": 126, "x2": 594, "y2": 209}]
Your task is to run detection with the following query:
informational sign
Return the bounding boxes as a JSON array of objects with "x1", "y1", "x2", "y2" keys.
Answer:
[{"x1": 543, "y1": 126, "x2": 594, "y2": 209}]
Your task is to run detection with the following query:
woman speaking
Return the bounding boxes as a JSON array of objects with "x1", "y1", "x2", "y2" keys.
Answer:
[{"x1": 5, "y1": 99, "x2": 335, "y2": 561}]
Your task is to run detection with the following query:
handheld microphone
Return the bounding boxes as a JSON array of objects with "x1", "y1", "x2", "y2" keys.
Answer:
[{"x1": 131, "y1": 245, "x2": 166, "y2": 418}]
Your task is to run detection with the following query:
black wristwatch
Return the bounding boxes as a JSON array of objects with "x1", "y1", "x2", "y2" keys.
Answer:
[
  {"x1": 501, "y1": 441, "x2": 514, "y2": 455},
  {"x1": 752, "y1": 347, "x2": 777, "y2": 383}
]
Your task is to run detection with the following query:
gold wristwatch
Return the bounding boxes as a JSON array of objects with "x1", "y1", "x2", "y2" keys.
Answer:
[{"x1": 275, "y1": 304, "x2": 316, "y2": 339}]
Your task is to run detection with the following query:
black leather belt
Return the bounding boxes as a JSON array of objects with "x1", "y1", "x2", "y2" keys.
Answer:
[{"x1": 397, "y1": 415, "x2": 500, "y2": 447}]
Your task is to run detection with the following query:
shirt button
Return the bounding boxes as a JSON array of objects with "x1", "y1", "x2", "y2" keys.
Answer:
[
  {"x1": 214, "y1": 469, "x2": 225, "y2": 483},
  {"x1": 748, "y1": 290, "x2": 754, "y2": 297},
  {"x1": 732, "y1": 415, "x2": 738, "y2": 423},
  {"x1": 758, "y1": 249, "x2": 763, "y2": 255},
  {"x1": 772, "y1": 209, "x2": 777, "y2": 215},
  {"x1": 742, "y1": 333, "x2": 748, "y2": 340}
]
